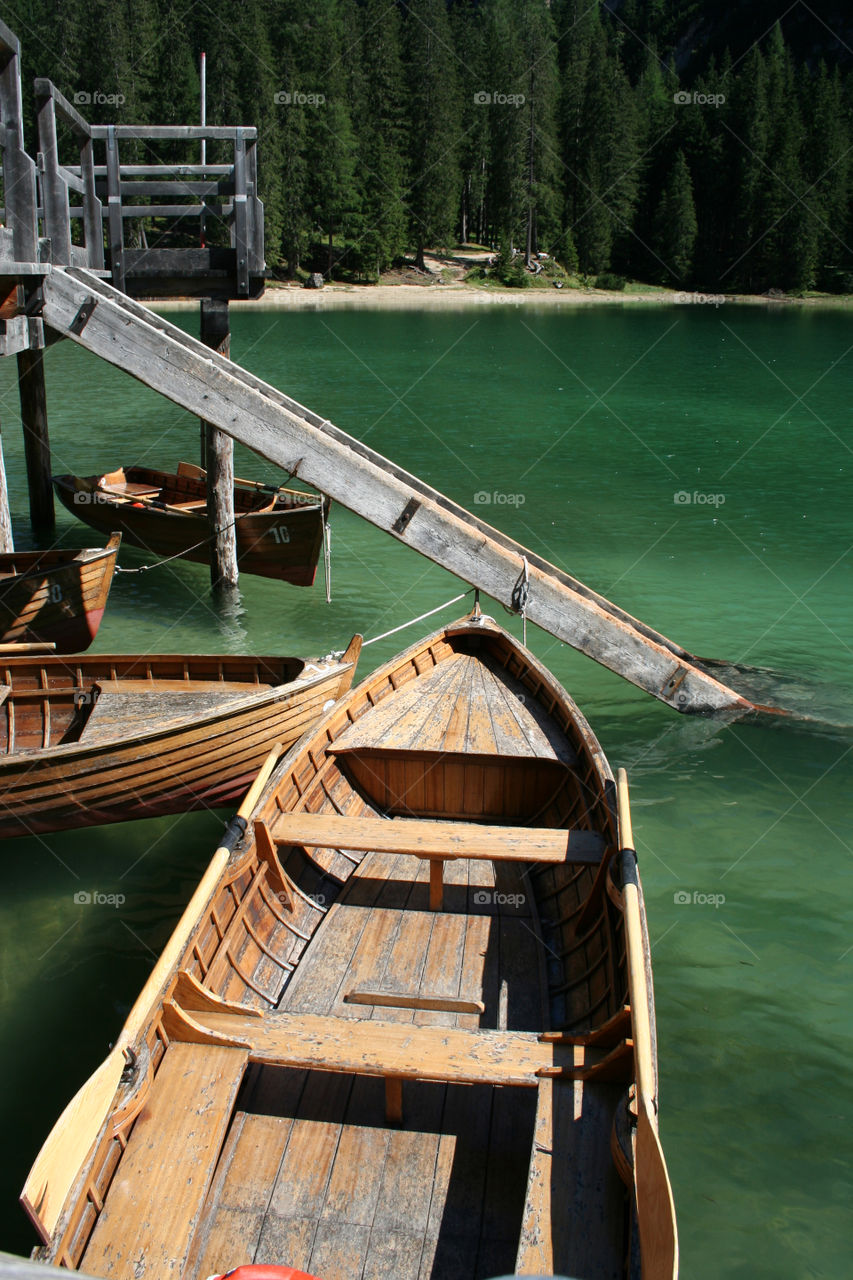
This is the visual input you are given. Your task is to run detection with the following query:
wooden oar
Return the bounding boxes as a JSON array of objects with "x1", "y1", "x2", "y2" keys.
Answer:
[
  {"x1": 0, "y1": 642, "x2": 56, "y2": 654},
  {"x1": 617, "y1": 768, "x2": 679, "y2": 1280},
  {"x1": 177, "y1": 459, "x2": 316, "y2": 502},
  {"x1": 20, "y1": 742, "x2": 284, "y2": 1244}
]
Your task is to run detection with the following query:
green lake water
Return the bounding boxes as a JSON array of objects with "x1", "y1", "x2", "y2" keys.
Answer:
[{"x1": 0, "y1": 301, "x2": 850, "y2": 1277}]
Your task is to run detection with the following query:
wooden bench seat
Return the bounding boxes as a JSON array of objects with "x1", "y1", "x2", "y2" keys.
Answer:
[
  {"x1": 275, "y1": 812, "x2": 606, "y2": 864},
  {"x1": 100, "y1": 482, "x2": 161, "y2": 500},
  {"x1": 274, "y1": 811, "x2": 607, "y2": 909},
  {"x1": 165, "y1": 1007, "x2": 592, "y2": 1089},
  {"x1": 80, "y1": 1043, "x2": 247, "y2": 1279}
]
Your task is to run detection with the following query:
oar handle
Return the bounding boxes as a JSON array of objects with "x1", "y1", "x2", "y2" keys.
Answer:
[
  {"x1": 617, "y1": 768, "x2": 679, "y2": 1279},
  {"x1": 616, "y1": 768, "x2": 654, "y2": 1104}
]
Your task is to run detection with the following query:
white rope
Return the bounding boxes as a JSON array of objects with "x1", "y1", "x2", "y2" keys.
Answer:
[
  {"x1": 362, "y1": 590, "x2": 473, "y2": 648},
  {"x1": 321, "y1": 501, "x2": 332, "y2": 604}
]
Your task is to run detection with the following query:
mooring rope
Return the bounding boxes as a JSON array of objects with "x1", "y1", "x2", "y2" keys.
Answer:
[
  {"x1": 321, "y1": 501, "x2": 332, "y2": 604},
  {"x1": 362, "y1": 589, "x2": 475, "y2": 648},
  {"x1": 114, "y1": 510, "x2": 252, "y2": 573}
]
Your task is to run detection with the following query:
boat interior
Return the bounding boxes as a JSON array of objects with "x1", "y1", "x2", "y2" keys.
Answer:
[
  {"x1": 93, "y1": 465, "x2": 320, "y2": 516},
  {"x1": 0, "y1": 546, "x2": 94, "y2": 579},
  {"x1": 0, "y1": 655, "x2": 306, "y2": 754},
  {"x1": 33, "y1": 627, "x2": 638, "y2": 1279}
]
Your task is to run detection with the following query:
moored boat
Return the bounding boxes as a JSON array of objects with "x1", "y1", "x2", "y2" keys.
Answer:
[
  {"x1": 22, "y1": 610, "x2": 677, "y2": 1278},
  {"x1": 0, "y1": 534, "x2": 120, "y2": 653},
  {"x1": 0, "y1": 639, "x2": 360, "y2": 840},
  {"x1": 53, "y1": 463, "x2": 329, "y2": 585}
]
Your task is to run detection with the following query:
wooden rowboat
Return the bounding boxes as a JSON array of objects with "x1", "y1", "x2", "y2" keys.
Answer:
[
  {"x1": 0, "y1": 534, "x2": 120, "y2": 653},
  {"x1": 0, "y1": 639, "x2": 360, "y2": 841},
  {"x1": 53, "y1": 463, "x2": 329, "y2": 585},
  {"x1": 22, "y1": 611, "x2": 677, "y2": 1278}
]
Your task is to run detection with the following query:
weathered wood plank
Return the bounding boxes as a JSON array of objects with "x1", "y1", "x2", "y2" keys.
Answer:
[
  {"x1": 274, "y1": 811, "x2": 607, "y2": 864},
  {"x1": 344, "y1": 990, "x2": 485, "y2": 1015},
  {"x1": 79, "y1": 1044, "x2": 248, "y2": 1279},
  {"x1": 169, "y1": 1007, "x2": 597, "y2": 1087},
  {"x1": 16, "y1": 349, "x2": 54, "y2": 528},
  {"x1": 40, "y1": 267, "x2": 758, "y2": 715}
]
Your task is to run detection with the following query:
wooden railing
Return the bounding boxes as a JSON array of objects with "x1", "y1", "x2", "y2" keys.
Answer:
[
  {"x1": 33, "y1": 79, "x2": 264, "y2": 296},
  {"x1": 1, "y1": 29, "x2": 264, "y2": 298}
]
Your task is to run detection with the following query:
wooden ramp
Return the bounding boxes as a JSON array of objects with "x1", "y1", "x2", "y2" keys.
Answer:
[{"x1": 39, "y1": 266, "x2": 766, "y2": 717}]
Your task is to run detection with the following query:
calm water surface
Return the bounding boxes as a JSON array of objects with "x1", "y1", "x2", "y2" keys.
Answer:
[{"x1": 0, "y1": 303, "x2": 850, "y2": 1277}]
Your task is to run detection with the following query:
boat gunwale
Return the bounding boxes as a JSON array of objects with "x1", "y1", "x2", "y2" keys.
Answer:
[{"x1": 0, "y1": 541, "x2": 120, "y2": 584}]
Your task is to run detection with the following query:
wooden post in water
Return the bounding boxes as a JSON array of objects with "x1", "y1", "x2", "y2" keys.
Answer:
[
  {"x1": 0, "y1": 415, "x2": 14, "y2": 552},
  {"x1": 16, "y1": 349, "x2": 55, "y2": 528},
  {"x1": 199, "y1": 299, "x2": 238, "y2": 588}
]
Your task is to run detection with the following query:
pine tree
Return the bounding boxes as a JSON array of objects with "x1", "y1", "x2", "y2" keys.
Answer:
[
  {"x1": 805, "y1": 63, "x2": 851, "y2": 291},
  {"x1": 403, "y1": 0, "x2": 461, "y2": 270},
  {"x1": 301, "y1": 1, "x2": 360, "y2": 278},
  {"x1": 516, "y1": 0, "x2": 561, "y2": 265},
  {"x1": 482, "y1": 0, "x2": 527, "y2": 249},
  {"x1": 653, "y1": 150, "x2": 697, "y2": 282},
  {"x1": 452, "y1": 0, "x2": 490, "y2": 247},
  {"x1": 573, "y1": 20, "x2": 640, "y2": 274},
  {"x1": 353, "y1": 0, "x2": 409, "y2": 279}
]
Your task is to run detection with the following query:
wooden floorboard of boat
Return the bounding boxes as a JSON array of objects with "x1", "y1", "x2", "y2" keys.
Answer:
[
  {"x1": 207, "y1": 1072, "x2": 537, "y2": 1280},
  {"x1": 336, "y1": 652, "x2": 572, "y2": 763},
  {"x1": 515, "y1": 1076, "x2": 626, "y2": 1279}
]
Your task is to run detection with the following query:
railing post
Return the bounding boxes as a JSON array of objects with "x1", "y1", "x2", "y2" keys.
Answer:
[
  {"x1": 80, "y1": 135, "x2": 104, "y2": 270},
  {"x1": 246, "y1": 135, "x2": 264, "y2": 275},
  {"x1": 35, "y1": 86, "x2": 72, "y2": 264},
  {"x1": 232, "y1": 128, "x2": 249, "y2": 296},
  {"x1": 0, "y1": 21, "x2": 39, "y2": 263},
  {"x1": 105, "y1": 125, "x2": 125, "y2": 291}
]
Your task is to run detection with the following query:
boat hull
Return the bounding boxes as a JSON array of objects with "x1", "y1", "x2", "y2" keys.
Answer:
[
  {"x1": 54, "y1": 467, "x2": 327, "y2": 585},
  {"x1": 22, "y1": 617, "x2": 675, "y2": 1278},
  {"x1": 0, "y1": 536, "x2": 119, "y2": 652},
  {"x1": 0, "y1": 647, "x2": 359, "y2": 841}
]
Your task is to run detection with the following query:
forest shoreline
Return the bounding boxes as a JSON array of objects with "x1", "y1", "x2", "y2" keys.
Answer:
[{"x1": 154, "y1": 282, "x2": 852, "y2": 312}]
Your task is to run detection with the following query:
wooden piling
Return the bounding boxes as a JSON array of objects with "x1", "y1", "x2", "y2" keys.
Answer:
[
  {"x1": 0, "y1": 415, "x2": 14, "y2": 552},
  {"x1": 199, "y1": 299, "x2": 238, "y2": 588},
  {"x1": 16, "y1": 348, "x2": 54, "y2": 528}
]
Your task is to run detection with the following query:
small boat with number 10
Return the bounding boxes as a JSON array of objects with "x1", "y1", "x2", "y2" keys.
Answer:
[{"x1": 53, "y1": 462, "x2": 329, "y2": 585}]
